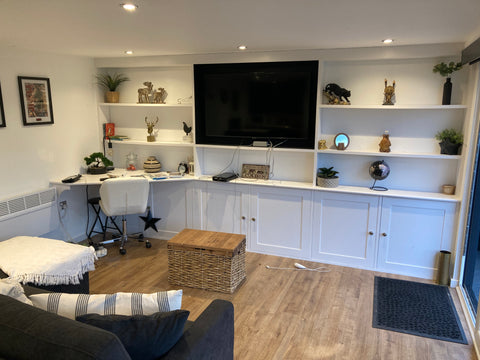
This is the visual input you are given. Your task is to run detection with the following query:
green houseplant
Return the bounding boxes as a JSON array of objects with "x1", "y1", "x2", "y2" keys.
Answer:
[
  {"x1": 317, "y1": 166, "x2": 339, "y2": 188},
  {"x1": 435, "y1": 128, "x2": 463, "y2": 155},
  {"x1": 432, "y1": 61, "x2": 462, "y2": 105},
  {"x1": 95, "y1": 72, "x2": 130, "y2": 103},
  {"x1": 84, "y1": 152, "x2": 113, "y2": 174}
]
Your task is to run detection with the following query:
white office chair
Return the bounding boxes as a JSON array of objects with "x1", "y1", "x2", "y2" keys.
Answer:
[{"x1": 99, "y1": 177, "x2": 151, "y2": 255}]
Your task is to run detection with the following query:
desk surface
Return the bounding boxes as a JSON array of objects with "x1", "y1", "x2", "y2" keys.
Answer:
[{"x1": 50, "y1": 169, "x2": 196, "y2": 186}]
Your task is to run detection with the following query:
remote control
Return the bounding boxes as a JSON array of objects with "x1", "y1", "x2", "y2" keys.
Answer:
[{"x1": 61, "y1": 174, "x2": 82, "y2": 183}]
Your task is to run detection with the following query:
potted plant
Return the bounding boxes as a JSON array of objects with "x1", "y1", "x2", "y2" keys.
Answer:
[
  {"x1": 95, "y1": 72, "x2": 130, "y2": 103},
  {"x1": 435, "y1": 128, "x2": 463, "y2": 155},
  {"x1": 84, "y1": 152, "x2": 113, "y2": 174},
  {"x1": 317, "y1": 166, "x2": 339, "y2": 188},
  {"x1": 432, "y1": 61, "x2": 462, "y2": 105}
]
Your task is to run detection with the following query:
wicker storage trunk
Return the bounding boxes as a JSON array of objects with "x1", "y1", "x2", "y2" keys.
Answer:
[{"x1": 167, "y1": 229, "x2": 246, "y2": 293}]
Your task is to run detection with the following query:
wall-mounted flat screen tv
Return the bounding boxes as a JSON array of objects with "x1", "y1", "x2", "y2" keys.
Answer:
[{"x1": 194, "y1": 60, "x2": 318, "y2": 149}]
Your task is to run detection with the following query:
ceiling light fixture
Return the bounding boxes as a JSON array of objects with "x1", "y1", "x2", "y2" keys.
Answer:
[
  {"x1": 382, "y1": 39, "x2": 394, "y2": 44},
  {"x1": 121, "y1": 3, "x2": 138, "y2": 11},
  {"x1": 125, "y1": 50, "x2": 134, "y2": 55},
  {"x1": 238, "y1": 45, "x2": 247, "y2": 50}
]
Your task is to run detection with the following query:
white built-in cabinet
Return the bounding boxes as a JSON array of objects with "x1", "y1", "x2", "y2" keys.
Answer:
[
  {"x1": 312, "y1": 192, "x2": 379, "y2": 269},
  {"x1": 96, "y1": 51, "x2": 469, "y2": 280}
]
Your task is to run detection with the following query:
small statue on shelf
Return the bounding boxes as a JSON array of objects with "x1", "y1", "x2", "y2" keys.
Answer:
[
  {"x1": 153, "y1": 87, "x2": 167, "y2": 104},
  {"x1": 383, "y1": 79, "x2": 396, "y2": 105},
  {"x1": 138, "y1": 82, "x2": 154, "y2": 103},
  {"x1": 145, "y1": 116, "x2": 158, "y2": 142},
  {"x1": 323, "y1": 83, "x2": 351, "y2": 105},
  {"x1": 379, "y1": 131, "x2": 391, "y2": 152}
]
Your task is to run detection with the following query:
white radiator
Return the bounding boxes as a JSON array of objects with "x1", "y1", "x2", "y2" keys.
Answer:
[{"x1": 0, "y1": 188, "x2": 59, "y2": 241}]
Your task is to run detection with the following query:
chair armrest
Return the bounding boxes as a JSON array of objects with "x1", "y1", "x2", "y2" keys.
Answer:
[{"x1": 160, "y1": 299, "x2": 234, "y2": 360}]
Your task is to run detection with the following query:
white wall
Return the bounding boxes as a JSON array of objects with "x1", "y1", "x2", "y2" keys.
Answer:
[{"x1": 0, "y1": 46, "x2": 99, "y2": 241}]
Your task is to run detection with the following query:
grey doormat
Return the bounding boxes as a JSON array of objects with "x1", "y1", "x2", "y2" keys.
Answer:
[{"x1": 373, "y1": 276, "x2": 467, "y2": 344}]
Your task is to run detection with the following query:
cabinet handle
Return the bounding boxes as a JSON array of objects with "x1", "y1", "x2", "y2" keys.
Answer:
[
  {"x1": 241, "y1": 216, "x2": 246, "y2": 220},
  {"x1": 368, "y1": 231, "x2": 374, "y2": 235},
  {"x1": 382, "y1": 232, "x2": 387, "y2": 237},
  {"x1": 251, "y1": 218, "x2": 256, "y2": 222}
]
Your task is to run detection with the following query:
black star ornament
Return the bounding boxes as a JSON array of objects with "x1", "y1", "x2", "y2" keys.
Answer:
[{"x1": 139, "y1": 209, "x2": 161, "y2": 232}]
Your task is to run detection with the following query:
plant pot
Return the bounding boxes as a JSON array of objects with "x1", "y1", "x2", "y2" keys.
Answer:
[
  {"x1": 88, "y1": 166, "x2": 107, "y2": 174},
  {"x1": 105, "y1": 91, "x2": 119, "y2": 103},
  {"x1": 439, "y1": 140, "x2": 461, "y2": 155},
  {"x1": 317, "y1": 176, "x2": 339, "y2": 188}
]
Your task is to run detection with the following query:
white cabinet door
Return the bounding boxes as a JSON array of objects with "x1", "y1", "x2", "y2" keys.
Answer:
[
  {"x1": 247, "y1": 186, "x2": 313, "y2": 259},
  {"x1": 198, "y1": 182, "x2": 245, "y2": 235},
  {"x1": 377, "y1": 197, "x2": 457, "y2": 278},
  {"x1": 312, "y1": 192, "x2": 379, "y2": 269}
]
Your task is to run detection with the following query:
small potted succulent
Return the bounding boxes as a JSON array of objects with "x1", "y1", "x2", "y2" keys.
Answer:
[
  {"x1": 317, "y1": 166, "x2": 339, "y2": 188},
  {"x1": 95, "y1": 72, "x2": 130, "y2": 103},
  {"x1": 432, "y1": 61, "x2": 462, "y2": 105},
  {"x1": 435, "y1": 128, "x2": 463, "y2": 155},
  {"x1": 84, "y1": 152, "x2": 113, "y2": 174}
]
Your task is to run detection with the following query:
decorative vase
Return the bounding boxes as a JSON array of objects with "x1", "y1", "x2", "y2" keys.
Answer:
[
  {"x1": 105, "y1": 91, "x2": 119, "y2": 103},
  {"x1": 143, "y1": 156, "x2": 162, "y2": 173},
  {"x1": 439, "y1": 140, "x2": 461, "y2": 155},
  {"x1": 442, "y1": 78, "x2": 452, "y2": 105},
  {"x1": 317, "y1": 176, "x2": 339, "y2": 188}
]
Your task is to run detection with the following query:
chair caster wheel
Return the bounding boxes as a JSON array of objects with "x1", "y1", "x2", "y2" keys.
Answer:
[
  {"x1": 120, "y1": 248, "x2": 126, "y2": 255},
  {"x1": 146, "y1": 242, "x2": 152, "y2": 248}
]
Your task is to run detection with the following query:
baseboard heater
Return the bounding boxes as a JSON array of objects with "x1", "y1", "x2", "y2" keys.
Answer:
[{"x1": 0, "y1": 188, "x2": 58, "y2": 240}]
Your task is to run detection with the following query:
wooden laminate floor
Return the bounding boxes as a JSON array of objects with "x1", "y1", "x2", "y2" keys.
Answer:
[{"x1": 88, "y1": 238, "x2": 477, "y2": 360}]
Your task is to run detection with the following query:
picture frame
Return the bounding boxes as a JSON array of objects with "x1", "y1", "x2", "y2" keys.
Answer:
[
  {"x1": 0, "y1": 82, "x2": 5, "y2": 128},
  {"x1": 241, "y1": 164, "x2": 270, "y2": 180},
  {"x1": 18, "y1": 76, "x2": 54, "y2": 126}
]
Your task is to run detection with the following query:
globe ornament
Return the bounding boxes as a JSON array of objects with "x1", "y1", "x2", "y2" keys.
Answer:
[{"x1": 369, "y1": 160, "x2": 390, "y2": 191}]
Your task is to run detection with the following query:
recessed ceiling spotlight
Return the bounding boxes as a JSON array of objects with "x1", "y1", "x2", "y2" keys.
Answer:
[
  {"x1": 382, "y1": 39, "x2": 394, "y2": 44},
  {"x1": 238, "y1": 45, "x2": 247, "y2": 50},
  {"x1": 121, "y1": 3, "x2": 138, "y2": 11},
  {"x1": 125, "y1": 50, "x2": 134, "y2": 55}
]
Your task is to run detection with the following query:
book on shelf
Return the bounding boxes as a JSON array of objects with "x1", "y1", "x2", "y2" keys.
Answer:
[{"x1": 109, "y1": 135, "x2": 129, "y2": 141}]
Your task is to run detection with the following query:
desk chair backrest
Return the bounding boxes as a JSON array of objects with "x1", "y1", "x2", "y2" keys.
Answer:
[{"x1": 99, "y1": 177, "x2": 149, "y2": 217}]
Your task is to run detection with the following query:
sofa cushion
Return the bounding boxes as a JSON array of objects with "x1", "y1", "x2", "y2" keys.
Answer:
[
  {"x1": 29, "y1": 290, "x2": 182, "y2": 320},
  {"x1": 0, "y1": 278, "x2": 32, "y2": 305},
  {"x1": 0, "y1": 294, "x2": 131, "y2": 360},
  {"x1": 77, "y1": 310, "x2": 190, "y2": 360}
]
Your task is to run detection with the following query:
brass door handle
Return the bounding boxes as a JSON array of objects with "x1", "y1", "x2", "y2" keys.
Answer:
[
  {"x1": 368, "y1": 231, "x2": 374, "y2": 235},
  {"x1": 382, "y1": 233, "x2": 387, "y2": 237}
]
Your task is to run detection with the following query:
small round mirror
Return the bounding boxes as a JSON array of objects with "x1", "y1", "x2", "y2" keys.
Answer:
[{"x1": 334, "y1": 133, "x2": 350, "y2": 150}]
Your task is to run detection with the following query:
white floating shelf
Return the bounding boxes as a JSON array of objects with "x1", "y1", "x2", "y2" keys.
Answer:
[
  {"x1": 195, "y1": 144, "x2": 315, "y2": 153},
  {"x1": 318, "y1": 104, "x2": 467, "y2": 110},
  {"x1": 99, "y1": 103, "x2": 192, "y2": 108},
  {"x1": 110, "y1": 139, "x2": 194, "y2": 147},
  {"x1": 316, "y1": 149, "x2": 461, "y2": 159}
]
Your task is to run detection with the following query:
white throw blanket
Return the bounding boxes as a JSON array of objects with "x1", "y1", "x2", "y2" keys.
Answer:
[{"x1": 0, "y1": 236, "x2": 96, "y2": 286}]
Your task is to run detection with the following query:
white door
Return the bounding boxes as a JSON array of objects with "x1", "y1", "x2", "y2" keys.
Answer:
[
  {"x1": 312, "y1": 192, "x2": 379, "y2": 269},
  {"x1": 248, "y1": 186, "x2": 312, "y2": 259},
  {"x1": 377, "y1": 197, "x2": 457, "y2": 279}
]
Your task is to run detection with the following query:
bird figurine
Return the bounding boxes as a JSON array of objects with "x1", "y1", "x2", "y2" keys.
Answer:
[{"x1": 183, "y1": 121, "x2": 192, "y2": 136}]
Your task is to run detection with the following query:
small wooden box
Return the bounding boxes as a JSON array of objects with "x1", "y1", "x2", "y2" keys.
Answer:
[{"x1": 167, "y1": 229, "x2": 246, "y2": 293}]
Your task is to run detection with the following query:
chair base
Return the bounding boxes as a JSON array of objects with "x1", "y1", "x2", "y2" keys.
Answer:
[{"x1": 98, "y1": 216, "x2": 151, "y2": 255}]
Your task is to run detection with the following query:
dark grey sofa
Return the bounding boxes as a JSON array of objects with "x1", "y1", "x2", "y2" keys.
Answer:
[{"x1": 0, "y1": 284, "x2": 234, "y2": 360}]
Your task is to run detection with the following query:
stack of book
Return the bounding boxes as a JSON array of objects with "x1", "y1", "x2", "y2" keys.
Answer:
[{"x1": 109, "y1": 135, "x2": 129, "y2": 141}]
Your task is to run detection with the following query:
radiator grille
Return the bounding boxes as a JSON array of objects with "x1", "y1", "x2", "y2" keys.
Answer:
[{"x1": 0, "y1": 188, "x2": 57, "y2": 220}]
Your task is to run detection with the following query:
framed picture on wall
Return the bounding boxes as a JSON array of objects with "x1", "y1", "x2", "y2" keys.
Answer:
[
  {"x1": 0, "y1": 82, "x2": 5, "y2": 128},
  {"x1": 18, "y1": 76, "x2": 54, "y2": 126}
]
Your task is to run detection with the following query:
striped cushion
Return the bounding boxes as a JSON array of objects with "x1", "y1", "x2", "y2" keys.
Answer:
[{"x1": 28, "y1": 290, "x2": 182, "y2": 320}]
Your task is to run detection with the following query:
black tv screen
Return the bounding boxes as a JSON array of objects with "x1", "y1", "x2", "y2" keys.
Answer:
[{"x1": 194, "y1": 61, "x2": 318, "y2": 149}]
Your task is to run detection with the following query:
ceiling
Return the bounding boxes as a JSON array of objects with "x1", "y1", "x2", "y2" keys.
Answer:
[{"x1": 1, "y1": 0, "x2": 480, "y2": 58}]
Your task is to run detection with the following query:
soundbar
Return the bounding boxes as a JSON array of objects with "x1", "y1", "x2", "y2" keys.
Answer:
[{"x1": 212, "y1": 172, "x2": 238, "y2": 182}]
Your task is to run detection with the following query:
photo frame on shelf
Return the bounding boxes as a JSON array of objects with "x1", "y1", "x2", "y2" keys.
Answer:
[
  {"x1": 241, "y1": 164, "x2": 270, "y2": 180},
  {"x1": 18, "y1": 76, "x2": 54, "y2": 126},
  {"x1": 0, "y1": 82, "x2": 5, "y2": 128}
]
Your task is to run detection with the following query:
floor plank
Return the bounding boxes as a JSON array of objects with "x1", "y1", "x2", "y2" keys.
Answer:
[{"x1": 87, "y1": 238, "x2": 477, "y2": 360}]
